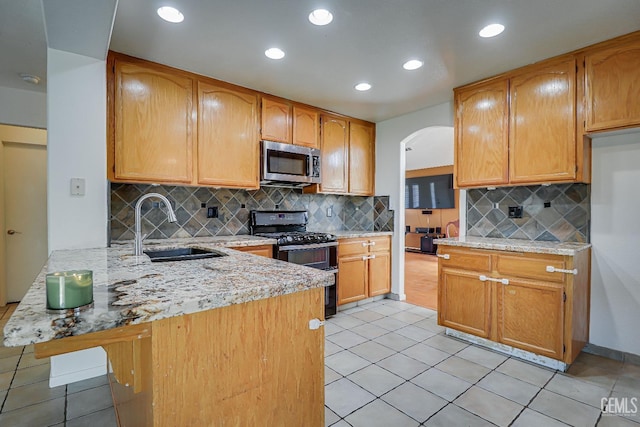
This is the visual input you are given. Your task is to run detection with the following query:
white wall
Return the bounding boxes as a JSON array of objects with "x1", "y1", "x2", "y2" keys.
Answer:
[
  {"x1": 46, "y1": 48, "x2": 109, "y2": 384},
  {"x1": 376, "y1": 102, "x2": 454, "y2": 298},
  {"x1": 591, "y1": 131, "x2": 640, "y2": 355},
  {"x1": 0, "y1": 86, "x2": 46, "y2": 129},
  {"x1": 47, "y1": 48, "x2": 108, "y2": 251}
]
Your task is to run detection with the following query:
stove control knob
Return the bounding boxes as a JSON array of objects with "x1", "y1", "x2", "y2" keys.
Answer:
[{"x1": 286, "y1": 236, "x2": 293, "y2": 242}]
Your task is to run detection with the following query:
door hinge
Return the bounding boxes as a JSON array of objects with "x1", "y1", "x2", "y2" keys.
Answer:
[{"x1": 563, "y1": 292, "x2": 567, "y2": 302}]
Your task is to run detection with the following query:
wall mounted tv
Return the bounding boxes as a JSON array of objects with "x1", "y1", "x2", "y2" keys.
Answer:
[{"x1": 405, "y1": 174, "x2": 455, "y2": 209}]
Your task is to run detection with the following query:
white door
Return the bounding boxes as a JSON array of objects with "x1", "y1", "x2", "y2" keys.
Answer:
[{"x1": 1, "y1": 125, "x2": 47, "y2": 303}]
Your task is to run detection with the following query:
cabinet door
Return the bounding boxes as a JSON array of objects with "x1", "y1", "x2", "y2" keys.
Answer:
[
  {"x1": 368, "y1": 251, "x2": 390, "y2": 297},
  {"x1": 197, "y1": 82, "x2": 259, "y2": 189},
  {"x1": 349, "y1": 122, "x2": 375, "y2": 196},
  {"x1": 261, "y1": 97, "x2": 291, "y2": 143},
  {"x1": 234, "y1": 245, "x2": 273, "y2": 258},
  {"x1": 509, "y1": 58, "x2": 577, "y2": 184},
  {"x1": 585, "y1": 39, "x2": 640, "y2": 132},
  {"x1": 454, "y1": 79, "x2": 509, "y2": 188},
  {"x1": 337, "y1": 255, "x2": 367, "y2": 305},
  {"x1": 114, "y1": 61, "x2": 193, "y2": 183},
  {"x1": 438, "y1": 269, "x2": 491, "y2": 338},
  {"x1": 497, "y1": 280, "x2": 564, "y2": 360},
  {"x1": 320, "y1": 115, "x2": 348, "y2": 193},
  {"x1": 293, "y1": 106, "x2": 319, "y2": 148}
]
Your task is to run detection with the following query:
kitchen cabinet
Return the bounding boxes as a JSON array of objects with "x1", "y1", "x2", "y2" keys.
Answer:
[
  {"x1": 454, "y1": 56, "x2": 589, "y2": 188},
  {"x1": 318, "y1": 115, "x2": 349, "y2": 194},
  {"x1": 584, "y1": 36, "x2": 640, "y2": 132},
  {"x1": 197, "y1": 81, "x2": 259, "y2": 189},
  {"x1": 337, "y1": 236, "x2": 391, "y2": 305},
  {"x1": 437, "y1": 245, "x2": 590, "y2": 363},
  {"x1": 110, "y1": 59, "x2": 194, "y2": 184},
  {"x1": 261, "y1": 97, "x2": 320, "y2": 148},
  {"x1": 234, "y1": 245, "x2": 273, "y2": 258},
  {"x1": 348, "y1": 122, "x2": 375, "y2": 195}
]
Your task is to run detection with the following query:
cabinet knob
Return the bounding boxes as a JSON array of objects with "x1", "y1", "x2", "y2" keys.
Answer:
[
  {"x1": 436, "y1": 253, "x2": 450, "y2": 260},
  {"x1": 546, "y1": 266, "x2": 578, "y2": 275}
]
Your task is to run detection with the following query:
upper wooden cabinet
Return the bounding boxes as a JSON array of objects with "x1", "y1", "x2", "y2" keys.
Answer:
[
  {"x1": 261, "y1": 97, "x2": 291, "y2": 143},
  {"x1": 584, "y1": 36, "x2": 640, "y2": 132},
  {"x1": 454, "y1": 56, "x2": 587, "y2": 188},
  {"x1": 509, "y1": 58, "x2": 577, "y2": 184},
  {"x1": 260, "y1": 97, "x2": 320, "y2": 148},
  {"x1": 197, "y1": 82, "x2": 259, "y2": 189},
  {"x1": 319, "y1": 115, "x2": 349, "y2": 193},
  {"x1": 348, "y1": 122, "x2": 375, "y2": 195},
  {"x1": 454, "y1": 79, "x2": 509, "y2": 188},
  {"x1": 112, "y1": 60, "x2": 194, "y2": 183}
]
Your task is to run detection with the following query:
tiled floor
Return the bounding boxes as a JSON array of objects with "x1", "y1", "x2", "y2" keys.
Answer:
[{"x1": 2, "y1": 300, "x2": 640, "y2": 426}]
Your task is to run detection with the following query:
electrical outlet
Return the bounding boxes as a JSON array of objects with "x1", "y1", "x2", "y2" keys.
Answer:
[
  {"x1": 207, "y1": 207, "x2": 218, "y2": 218},
  {"x1": 544, "y1": 201, "x2": 551, "y2": 208},
  {"x1": 70, "y1": 178, "x2": 85, "y2": 196},
  {"x1": 421, "y1": 210, "x2": 433, "y2": 215},
  {"x1": 508, "y1": 206, "x2": 523, "y2": 218},
  {"x1": 493, "y1": 202, "x2": 499, "y2": 209},
  {"x1": 201, "y1": 202, "x2": 206, "y2": 208},
  {"x1": 326, "y1": 206, "x2": 333, "y2": 217}
]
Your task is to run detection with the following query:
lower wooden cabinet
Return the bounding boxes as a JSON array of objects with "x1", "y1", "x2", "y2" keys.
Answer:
[
  {"x1": 437, "y1": 245, "x2": 590, "y2": 363},
  {"x1": 337, "y1": 236, "x2": 391, "y2": 305},
  {"x1": 234, "y1": 245, "x2": 273, "y2": 258}
]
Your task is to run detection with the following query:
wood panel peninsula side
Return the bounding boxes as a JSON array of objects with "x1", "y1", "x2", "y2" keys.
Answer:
[{"x1": 3, "y1": 240, "x2": 334, "y2": 426}]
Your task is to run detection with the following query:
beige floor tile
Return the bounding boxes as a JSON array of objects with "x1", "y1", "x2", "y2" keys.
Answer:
[
  {"x1": 614, "y1": 375, "x2": 640, "y2": 395},
  {"x1": 349, "y1": 309, "x2": 385, "y2": 323},
  {"x1": 496, "y1": 357, "x2": 555, "y2": 387},
  {"x1": 407, "y1": 306, "x2": 437, "y2": 317},
  {"x1": 394, "y1": 324, "x2": 437, "y2": 342},
  {"x1": 67, "y1": 384, "x2": 113, "y2": 420},
  {"x1": 375, "y1": 353, "x2": 429, "y2": 380},
  {"x1": 0, "y1": 345, "x2": 23, "y2": 359},
  {"x1": 329, "y1": 315, "x2": 365, "y2": 330},
  {"x1": 325, "y1": 340, "x2": 342, "y2": 357},
  {"x1": 598, "y1": 414, "x2": 640, "y2": 426},
  {"x1": 350, "y1": 323, "x2": 389, "y2": 339},
  {"x1": 324, "y1": 378, "x2": 375, "y2": 418},
  {"x1": 11, "y1": 362, "x2": 50, "y2": 388},
  {"x1": 325, "y1": 406, "x2": 340, "y2": 426},
  {"x1": 455, "y1": 386, "x2": 523, "y2": 427},
  {"x1": 548, "y1": 373, "x2": 612, "y2": 407},
  {"x1": 347, "y1": 364, "x2": 404, "y2": 397},
  {"x1": 324, "y1": 321, "x2": 345, "y2": 336},
  {"x1": 413, "y1": 317, "x2": 446, "y2": 333},
  {"x1": 456, "y1": 345, "x2": 508, "y2": 369},
  {"x1": 368, "y1": 304, "x2": 403, "y2": 317},
  {"x1": 66, "y1": 406, "x2": 118, "y2": 427},
  {"x1": 577, "y1": 352, "x2": 624, "y2": 373},
  {"x1": 0, "y1": 370, "x2": 13, "y2": 391},
  {"x1": 3, "y1": 379, "x2": 66, "y2": 412},
  {"x1": 423, "y1": 334, "x2": 469, "y2": 354},
  {"x1": 388, "y1": 310, "x2": 425, "y2": 324},
  {"x1": 17, "y1": 351, "x2": 49, "y2": 369},
  {"x1": 0, "y1": 355, "x2": 20, "y2": 373},
  {"x1": 331, "y1": 421, "x2": 350, "y2": 427},
  {"x1": 436, "y1": 356, "x2": 491, "y2": 383},
  {"x1": 369, "y1": 317, "x2": 409, "y2": 332},
  {"x1": 511, "y1": 408, "x2": 570, "y2": 427},
  {"x1": 327, "y1": 330, "x2": 368, "y2": 349},
  {"x1": 401, "y1": 342, "x2": 451, "y2": 366},
  {"x1": 477, "y1": 371, "x2": 540, "y2": 405},
  {"x1": 382, "y1": 382, "x2": 447, "y2": 423},
  {"x1": 373, "y1": 331, "x2": 417, "y2": 351},
  {"x1": 349, "y1": 341, "x2": 396, "y2": 363},
  {"x1": 0, "y1": 396, "x2": 65, "y2": 427},
  {"x1": 22, "y1": 344, "x2": 34, "y2": 354},
  {"x1": 424, "y1": 403, "x2": 495, "y2": 427},
  {"x1": 621, "y1": 363, "x2": 640, "y2": 380},
  {"x1": 325, "y1": 350, "x2": 371, "y2": 376},
  {"x1": 530, "y1": 389, "x2": 602, "y2": 426},
  {"x1": 67, "y1": 374, "x2": 110, "y2": 394},
  {"x1": 325, "y1": 366, "x2": 342, "y2": 385},
  {"x1": 344, "y1": 399, "x2": 420, "y2": 427},
  {"x1": 411, "y1": 368, "x2": 472, "y2": 401},
  {"x1": 567, "y1": 361, "x2": 619, "y2": 390}
]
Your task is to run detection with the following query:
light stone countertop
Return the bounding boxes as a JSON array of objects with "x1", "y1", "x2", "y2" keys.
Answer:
[
  {"x1": 110, "y1": 234, "x2": 278, "y2": 248},
  {"x1": 3, "y1": 239, "x2": 333, "y2": 347},
  {"x1": 328, "y1": 231, "x2": 394, "y2": 239},
  {"x1": 433, "y1": 236, "x2": 591, "y2": 256}
]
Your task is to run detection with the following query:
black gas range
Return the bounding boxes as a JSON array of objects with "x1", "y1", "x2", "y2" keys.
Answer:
[{"x1": 250, "y1": 210, "x2": 337, "y2": 317}]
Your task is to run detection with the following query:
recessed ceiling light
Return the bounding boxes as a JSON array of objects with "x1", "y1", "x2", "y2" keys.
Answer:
[
  {"x1": 265, "y1": 48, "x2": 285, "y2": 60},
  {"x1": 19, "y1": 73, "x2": 40, "y2": 85},
  {"x1": 157, "y1": 6, "x2": 184, "y2": 23},
  {"x1": 479, "y1": 23, "x2": 505, "y2": 38},
  {"x1": 403, "y1": 60, "x2": 423, "y2": 71},
  {"x1": 308, "y1": 9, "x2": 333, "y2": 26},
  {"x1": 355, "y1": 82, "x2": 371, "y2": 91}
]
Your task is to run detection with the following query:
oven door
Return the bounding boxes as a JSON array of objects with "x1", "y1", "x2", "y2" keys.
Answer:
[{"x1": 276, "y1": 242, "x2": 336, "y2": 271}]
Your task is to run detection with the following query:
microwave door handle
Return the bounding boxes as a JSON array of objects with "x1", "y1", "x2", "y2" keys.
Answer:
[{"x1": 307, "y1": 154, "x2": 311, "y2": 177}]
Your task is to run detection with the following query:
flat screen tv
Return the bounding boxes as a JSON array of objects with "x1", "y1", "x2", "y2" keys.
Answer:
[{"x1": 405, "y1": 174, "x2": 455, "y2": 209}]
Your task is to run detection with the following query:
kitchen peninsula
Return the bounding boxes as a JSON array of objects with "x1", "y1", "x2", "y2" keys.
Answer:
[{"x1": 3, "y1": 238, "x2": 334, "y2": 426}]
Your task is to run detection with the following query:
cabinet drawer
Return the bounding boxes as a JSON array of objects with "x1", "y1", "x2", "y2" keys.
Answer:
[
  {"x1": 338, "y1": 238, "x2": 369, "y2": 257},
  {"x1": 437, "y1": 248, "x2": 491, "y2": 272},
  {"x1": 369, "y1": 236, "x2": 391, "y2": 253},
  {"x1": 495, "y1": 253, "x2": 566, "y2": 283}
]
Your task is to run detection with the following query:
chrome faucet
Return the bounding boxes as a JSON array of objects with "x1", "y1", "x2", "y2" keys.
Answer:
[{"x1": 134, "y1": 193, "x2": 177, "y2": 256}]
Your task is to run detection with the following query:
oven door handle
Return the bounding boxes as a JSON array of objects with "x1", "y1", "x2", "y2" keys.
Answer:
[{"x1": 277, "y1": 241, "x2": 339, "y2": 251}]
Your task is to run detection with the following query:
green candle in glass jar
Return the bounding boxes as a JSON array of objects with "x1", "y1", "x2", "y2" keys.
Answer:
[{"x1": 46, "y1": 270, "x2": 93, "y2": 310}]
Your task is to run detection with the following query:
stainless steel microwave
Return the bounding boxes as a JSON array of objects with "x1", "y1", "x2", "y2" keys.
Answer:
[{"x1": 260, "y1": 140, "x2": 321, "y2": 186}]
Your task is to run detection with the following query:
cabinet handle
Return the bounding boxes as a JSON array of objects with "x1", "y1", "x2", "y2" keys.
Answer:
[
  {"x1": 308, "y1": 318, "x2": 325, "y2": 330},
  {"x1": 479, "y1": 275, "x2": 509, "y2": 285},
  {"x1": 368, "y1": 241, "x2": 376, "y2": 246},
  {"x1": 546, "y1": 266, "x2": 578, "y2": 275},
  {"x1": 362, "y1": 242, "x2": 368, "y2": 247},
  {"x1": 362, "y1": 255, "x2": 376, "y2": 261},
  {"x1": 436, "y1": 253, "x2": 450, "y2": 260}
]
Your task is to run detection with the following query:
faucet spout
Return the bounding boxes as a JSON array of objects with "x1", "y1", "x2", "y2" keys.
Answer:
[{"x1": 134, "y1": 193, "x2": 178, "y2": 256}]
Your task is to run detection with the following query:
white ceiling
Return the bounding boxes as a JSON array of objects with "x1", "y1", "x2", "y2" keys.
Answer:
[{"x1": 2, "y1": 0, "x2": 640, "y2": 122}]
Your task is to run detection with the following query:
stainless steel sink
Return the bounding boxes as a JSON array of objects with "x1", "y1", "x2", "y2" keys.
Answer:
[{"x1": 144, "y1": 247, "x2": 227, "y2": 262}]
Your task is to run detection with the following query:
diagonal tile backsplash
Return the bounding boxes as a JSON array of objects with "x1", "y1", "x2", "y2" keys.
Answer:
[
  {"x1": 466, "y1": 183, "x2": 590, "y2": 243},
  {"x1": 109, "y1": 184, "x2": 388, "y2": 242}
]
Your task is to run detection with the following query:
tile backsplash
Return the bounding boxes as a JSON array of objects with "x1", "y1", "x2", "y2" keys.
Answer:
[
  {"x1": 466, "y1": 183, "x2": 590, "y2": 243},
  {"x1": 109, "y1": 184, "x2": 392, "y2": 242}
]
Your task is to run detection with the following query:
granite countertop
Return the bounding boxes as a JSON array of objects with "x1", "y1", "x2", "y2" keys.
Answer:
[
  {"x1": 110, "y1": 234, "x2": 278, "y2": 248},
  {"x1": 328, "y1": 231, "x2": 394, "y2": 239},
  {"x1": 3, "y1": 240, "x2": 334, "y2": 347},
  {"x1": 433, "y1": 236, "x2": 591, "y2": 256}
]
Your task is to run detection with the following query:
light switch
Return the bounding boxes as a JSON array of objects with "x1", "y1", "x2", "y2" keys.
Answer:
[{"x1": 70, "y1": 178, "x2": 85, "y2": 196}]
